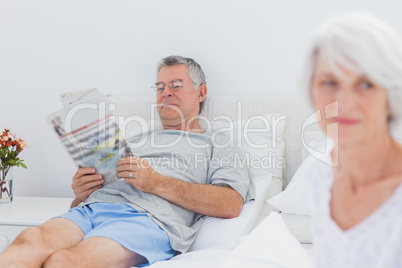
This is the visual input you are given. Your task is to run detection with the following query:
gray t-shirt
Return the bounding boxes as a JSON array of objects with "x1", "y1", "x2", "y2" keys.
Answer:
[{"x1": 82, "y1": 129, "x2": 253, "y2": 253}]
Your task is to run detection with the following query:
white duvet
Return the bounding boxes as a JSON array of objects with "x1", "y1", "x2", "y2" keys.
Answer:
[{"x1": 145, "y1": 213, "x2": 313, "y2": 268}]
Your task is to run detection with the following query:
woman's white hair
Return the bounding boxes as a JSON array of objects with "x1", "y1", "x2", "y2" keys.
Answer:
[{"x1": 300, "y1": 12, "x2": 402, "y2": 139}]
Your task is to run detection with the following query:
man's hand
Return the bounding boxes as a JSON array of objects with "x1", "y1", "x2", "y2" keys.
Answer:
[
  {"x1": 116, "y1": 157, "x2": 160, "y2": 193},
  {"x1": 71, "y1": 168, "x2": 104, "y2": 207}
]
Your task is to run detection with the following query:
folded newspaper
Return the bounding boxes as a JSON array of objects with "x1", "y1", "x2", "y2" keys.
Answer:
[{"x1": 46, "y1": 88, "x2": 132, "y2": 185}]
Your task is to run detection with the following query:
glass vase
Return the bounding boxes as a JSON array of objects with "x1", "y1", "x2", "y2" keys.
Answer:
[{"x1": 0, "y1": 167, "x2": 13, "y2": 202}]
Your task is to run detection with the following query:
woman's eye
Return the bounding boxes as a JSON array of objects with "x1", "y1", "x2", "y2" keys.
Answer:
[
  {"x1": 321, "y1": 80, "x2": 337, "y2": 88},
  {"x1": 360, "y1": 80, "x2": 374, "y2": 90}
]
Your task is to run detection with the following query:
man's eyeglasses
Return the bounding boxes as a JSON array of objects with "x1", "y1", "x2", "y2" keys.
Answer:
[{"x1": 152, "y1": 80, "x2": 183, "y2": 93}]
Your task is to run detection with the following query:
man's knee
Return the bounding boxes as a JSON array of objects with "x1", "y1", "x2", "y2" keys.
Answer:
[
  {"x1": 7, "y1": 227, "x2": 52, "y2": 262},
  {"x1": 43, "y1": 249, "x2": 77, "y2": 268},
  {"x1": 14, "y1": 226, "x2": 45, "y2": 246}
]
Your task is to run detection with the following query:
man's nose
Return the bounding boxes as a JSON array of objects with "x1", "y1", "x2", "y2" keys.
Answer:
[{"x1": 162, "y1": 86, "x2": 173, "y2": 97}]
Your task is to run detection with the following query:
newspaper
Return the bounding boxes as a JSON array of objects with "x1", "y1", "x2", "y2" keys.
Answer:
[{"x1": 46, "y1": 88, "x2": 131, "y2": 185}]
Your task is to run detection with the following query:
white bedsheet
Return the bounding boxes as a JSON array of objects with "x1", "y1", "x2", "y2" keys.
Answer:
[
  {"x1": 145, "y1": 213, "x2": 313, "y2": 268},
  {"x1": 147, "y1": 240, "x2": 240, "y2": 268}
]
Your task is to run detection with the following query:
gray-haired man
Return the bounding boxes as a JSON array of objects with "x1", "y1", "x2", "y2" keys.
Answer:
[{"x1": 0, "y1": 56, "x2": 252, "y2": 267}]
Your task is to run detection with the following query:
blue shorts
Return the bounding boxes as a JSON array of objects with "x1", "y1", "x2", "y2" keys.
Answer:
[{"x1": 57, "y1": 202, "x2": 176, "y2": 266}]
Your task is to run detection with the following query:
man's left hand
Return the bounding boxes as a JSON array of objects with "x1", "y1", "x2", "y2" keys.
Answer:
[{"x1": 116, "y1": 156, "x2": 160, "y2": 193}]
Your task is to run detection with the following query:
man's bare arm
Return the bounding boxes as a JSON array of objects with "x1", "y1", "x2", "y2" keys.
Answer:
[
  {"x1": 152, "y1": 174, "x2": 244, "y2": 218},
  {"x1": 117, "y1": 157, "x2": 244, "y2": 218}
]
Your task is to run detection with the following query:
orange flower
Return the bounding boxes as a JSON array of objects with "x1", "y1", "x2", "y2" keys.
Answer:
[
  {"x1": 6, "y1": 141, "x2": 12, "y2": 147},
  {"x1": 20, "y1": 141, "x2": 27, "y2": 149}
]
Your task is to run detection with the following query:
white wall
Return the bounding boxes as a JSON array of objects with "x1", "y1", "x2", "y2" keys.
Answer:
[{"x1": 1, "y1": 0, "x2": 401, "y2": 197}]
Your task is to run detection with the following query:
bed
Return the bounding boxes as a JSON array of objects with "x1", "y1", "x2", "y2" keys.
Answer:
[{"x1": 107, "y1": 93, "x2": 318, "y2": 267}]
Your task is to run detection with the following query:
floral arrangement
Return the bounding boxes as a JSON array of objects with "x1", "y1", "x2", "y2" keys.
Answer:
[
  {"x1": 1, "y1": 127, "x2": 27, "y2": 177},
  {"x1": 1, "y1": 127, "x2": 27, "y2": 200}
]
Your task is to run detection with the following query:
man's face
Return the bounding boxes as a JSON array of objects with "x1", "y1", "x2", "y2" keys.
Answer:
[{"x1": 156, "y1": 64, "x2": 205, "y2": 127}]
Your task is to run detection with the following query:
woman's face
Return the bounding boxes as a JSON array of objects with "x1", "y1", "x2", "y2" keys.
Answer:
[{"x1": 311, "y1": 54, "x2": 391, "y2": 146}]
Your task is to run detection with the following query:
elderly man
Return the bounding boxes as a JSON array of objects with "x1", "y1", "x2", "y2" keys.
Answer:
[{"x1": 0, "y1": 56, "x2": 251, "y2": 267}]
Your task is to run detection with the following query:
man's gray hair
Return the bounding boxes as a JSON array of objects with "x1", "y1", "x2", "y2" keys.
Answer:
[
  {"x1": 157, "y1": 55, "x2": 207, "y2": 88},
  {"x1": 157, "y1": 55, "x2": 207, "y2": 113},
  {"x1": 299, "y1": 12, "x2": 402, "y2": 139}
]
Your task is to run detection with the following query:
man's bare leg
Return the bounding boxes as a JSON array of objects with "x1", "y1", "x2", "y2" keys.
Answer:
[
  {"x1": 44, "y1": 236, "x2": 148, "y2": 268},
  {"x1": 0, "y1": 218, "x2": 84, "y2": 268}
]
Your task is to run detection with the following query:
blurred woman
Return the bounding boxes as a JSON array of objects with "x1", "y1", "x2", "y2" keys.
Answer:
[{"x1": 300, "y1": 12, "x2": 402, "y2": 268}]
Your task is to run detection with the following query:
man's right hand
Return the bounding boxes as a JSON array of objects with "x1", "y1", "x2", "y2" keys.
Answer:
[{"x1": 71, "y1": 168, "x2": 104, "y2": 208}]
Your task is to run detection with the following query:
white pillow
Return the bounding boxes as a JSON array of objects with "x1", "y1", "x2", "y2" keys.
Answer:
[
  {"x1": 208, "y1": 114, "x2": 286, "y2": 180},
  {"x1": 301, "y1": 130, "x2": 326, "y2": 162},
  {"x1": 219, "y1": 212, "x2": 313, "y2": 268},
  {"x1": 208, "y1": 114, "x2": 286, "y2": 222},
  {"x1": 268, "y1": 138, "x2": 333, "y2": 216},
  {"x1": 189, "y1": 173, "x2": 272, "y2": 251},
  {"x1": 267, "y1": 138, "x2": 333, "y2": 244},
  {"x1": 268, "y1": 173, "x2": 314, "y2": 244},
  {"x1": 281, "y1": 213, "x2": 312, "y2": 244},
  {"x1": 267, "y1": 155, "x2": 316, "y2": 215}
]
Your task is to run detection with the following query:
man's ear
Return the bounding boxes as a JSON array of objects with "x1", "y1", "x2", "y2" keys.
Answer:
[{"x1": 198, "y1": 84, "x2": 207, "y2": 103}]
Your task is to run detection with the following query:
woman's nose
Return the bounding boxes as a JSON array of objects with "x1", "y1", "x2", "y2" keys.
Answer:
[{"x1": 336, "y1": 87, "x2": 357, "y2": 114}]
